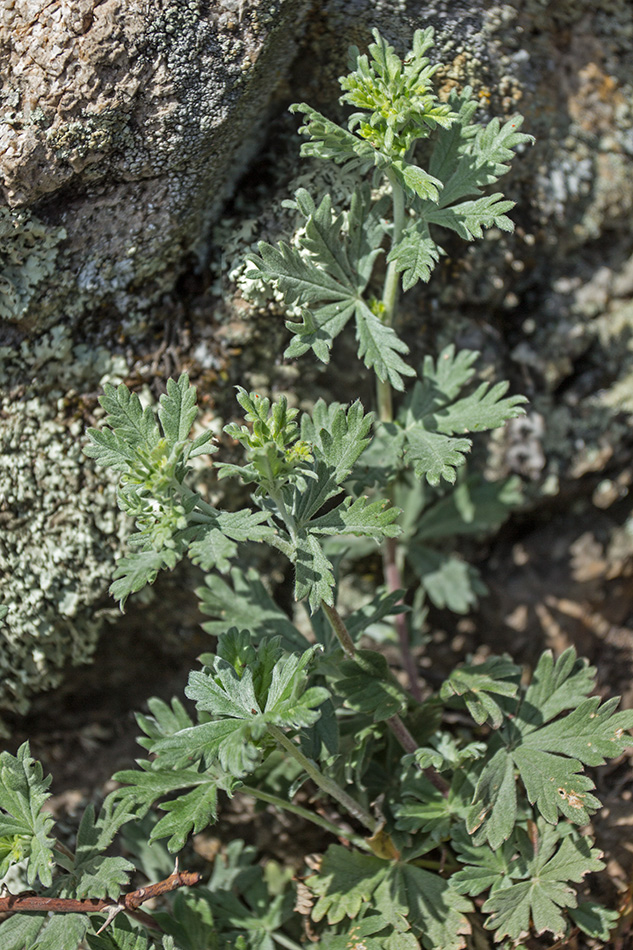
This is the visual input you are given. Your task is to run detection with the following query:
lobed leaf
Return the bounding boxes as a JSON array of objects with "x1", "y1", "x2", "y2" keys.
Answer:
[
  {"x1": 246, "y1": 187, "x2": 414, "y2": 388},
  {"x1": 386, "y1": 223, "x2": 441, "y2": 291},
  {"x1": 398, "y1": 345, "x2": 526, "y2": 485},
  {"x1": 467, "y1": 647, "x2": 633, "y2": 847},
  {"x1": 440, "y1": 656, "x2": 520, "y2": 728},
  {"x1": 109, "y1": 548, "x2": 181, "y2": 609},
  {"x1": 308, "y1": 846, "x2": 472, "y2": 950},
  {"x1": 197, "y1": 568, "x2": 309, "y2": 651},
  {"x1": 482, "y1": 823, "x2": 604, "y2": 941},
  {"x1": 332, "y1": 651, "x2": 409, "y2": 721},
  {"x1": 0, "y1": 744, "x2": 56, "y2": 887}
]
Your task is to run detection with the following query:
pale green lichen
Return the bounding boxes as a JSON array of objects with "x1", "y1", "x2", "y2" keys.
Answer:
[
  {"x1": 0, "y1": 208, "x2": 66, "y2": 322},
  {"x1": 45, "y1": 109, "x2": 134, "y2": 161},
  {"x1": 0, "y1": 328, "x2": 131, "y2": 733}
]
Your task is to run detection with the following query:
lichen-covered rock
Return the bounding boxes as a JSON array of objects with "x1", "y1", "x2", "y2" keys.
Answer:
[
  {"x1": 0, "y1": 207, "x2": 66, "y2": 321},
  {"x1": 0, "y1": 329, "x2": 131, "y2": 734},
  {"x1": 0, "y1": 0, "x2": 310, "y2": 329}
]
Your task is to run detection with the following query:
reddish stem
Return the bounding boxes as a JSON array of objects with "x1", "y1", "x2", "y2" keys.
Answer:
[{"x1": 382, "y1": 537, "x2": 422, "y2": 701}]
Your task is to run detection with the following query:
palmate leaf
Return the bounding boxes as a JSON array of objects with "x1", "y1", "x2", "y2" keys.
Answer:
[
  {"x1": 246, "y1": 186, "x2": 415, "y2": 389},
  {"x1": 517, "y1": 646, "x2": 596, "y2": 728},
  {"x1": 86, "y1": 375, "x2": 227, "y2": 608},
  {"x1": 309, "y1": 495, "x2": 401, "y2": 539},
  {"x1": 109, "y1": 548, "x2": 181, "y2": 608},
  {"x1": 481, "y1": 822, "x2": 604, "y2": 941},
  {"x1": 152, "y1": 641, "x2": 329, "y2": 781},
  {"x1": 85, "y1": 382, "x2": 160, "y2": 471},
  {"x1": 111, "y1": 763, "x2": 229, "y2": 852},
  {"x1": 466, "y1": 648, "x2": 633, "y2": 848},
  {"x1": 158, "y1": 375, "x2": 199, "y2": 448},
  {"x1": 187, "y1": 509, "x2": 275, "y2": 572},
  {"x1": 398, "y1": 345, "x2": 526, "y2": 485},
  {"x1": 424, "y1": 193, "x2": 515, "y2": 240},
  {"x1": 291, "y1": 493, "x2": 400, "y2": 612},
  {"x1": 440, "y1": 656, "x2": 521, "y2": 728},
  {"x1": 406, "y1": 545, "x2": 486, "y2": 614},
  {"x1": 331, "y1": 650, "x2": 409, "y2": 721},
  {"x1": 0, "y1": 743, "x2": 55, "y2": 887},
  {"x1": 356, "y1": 309, "x2": 414, "y2": 391},
  {"x1": 301, "y1": 399, "x2": 374, "y2": 484},
  {"x1": 63, "y1": 803, "x2": 134, "y2": 900},
  {"x1": 109, "y1": 696, "x2": 237, "y2": 852},
  {"x1": 308, "y1": 846, "x2": 472, "y2": 950},
  {"x1": 274, "y1": 401, "x2": 401, "y2": 612},
  {"x1": 109, "y1": 500, "x2": 272, "y2": 608},
  {"x1": 197, "y1": 568, "x2": 309, "y2": 651},
  {"x1": 425, "y1": 86, "x2": 534, "y2": 208},
  {"x1": 85, "y1": 375, "x2": 214, "y2": 475},
  {"x1": 290, "y1": 104, "x2": 444, "y2": 202},
  {"x1": 569, "y1": 902, "x2": 620, "y2": 941},
  {"x1": 449, "y1": 822, "x2": 519, "y2": 895}
]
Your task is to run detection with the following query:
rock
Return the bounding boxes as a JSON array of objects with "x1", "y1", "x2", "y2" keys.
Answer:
[{"x1": 1, "y1": 0, "x2": 310, "y2": 329}]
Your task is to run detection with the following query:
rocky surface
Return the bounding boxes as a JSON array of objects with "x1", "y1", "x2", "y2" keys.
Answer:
[{"x1": 1, "y1": 0, "x2": 310, "y2": 329}]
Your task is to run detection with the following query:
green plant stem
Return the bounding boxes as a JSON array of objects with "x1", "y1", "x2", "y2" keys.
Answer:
[
  {"x1": 321, "y1": 601, "x2": 449, "y2": 794},
  {"x1": 320, "y1": 600, "x2": 356, "y2": 657},
  {"x1": 376, "y1": 172, "x2": 406, "y2": 423},
  {"x1": 272, "y1": 932, "x2": 304, "y2": 950},
  {"x1": 267, "y1": 724, "x2": 377, "y2": 834},
  {"x1": 374, "y1": 174, "x2": 423, "y2": 701},
  {"x1": 319, "y1": 601, "x2": 421, "y2": 753},
  {"x1": 242, "y1": 785, "x2": 371, "y2": 852},
  {"x1": 53, "y1": 839, "x2": 75, "y2": 862}
]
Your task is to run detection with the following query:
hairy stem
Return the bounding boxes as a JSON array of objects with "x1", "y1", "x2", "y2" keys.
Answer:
[
  {"x1": 383, "y1": 538, "x2": 423, "y2": 702},
  {"x1": 320, "y1": 600, "x2": 356, "y2": 657},
  {"x1": 319, "y1": 601, "x2": 420, "y2": 752},
  {"x1": 376, "y1": 172, "x2": 406, "y2": 423},
  {"x1": 375, "y1": 174, "x2": 423, "y2": 700},
  {"x1": 319, "y1": 601, "x2": 448, "y2": 794},
  {"x1": 53, "y1": 838, "x2": 75, "y2": 863},
  {"x1": 242, "y1": 784, "x2": 371, "y2": 851},
  {"x1": 267, "y1": 723, "x2": 377, "y2": 833}
]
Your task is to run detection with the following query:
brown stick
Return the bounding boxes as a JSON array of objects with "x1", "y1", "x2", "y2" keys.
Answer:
[{"x1": 0, "y1": 866, "x2": 202, "y2": 933}]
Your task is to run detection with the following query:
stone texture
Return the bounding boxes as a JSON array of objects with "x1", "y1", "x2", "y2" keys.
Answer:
[{"x1": 0, "y1": 0, "x2": 310, "y2": 329}]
